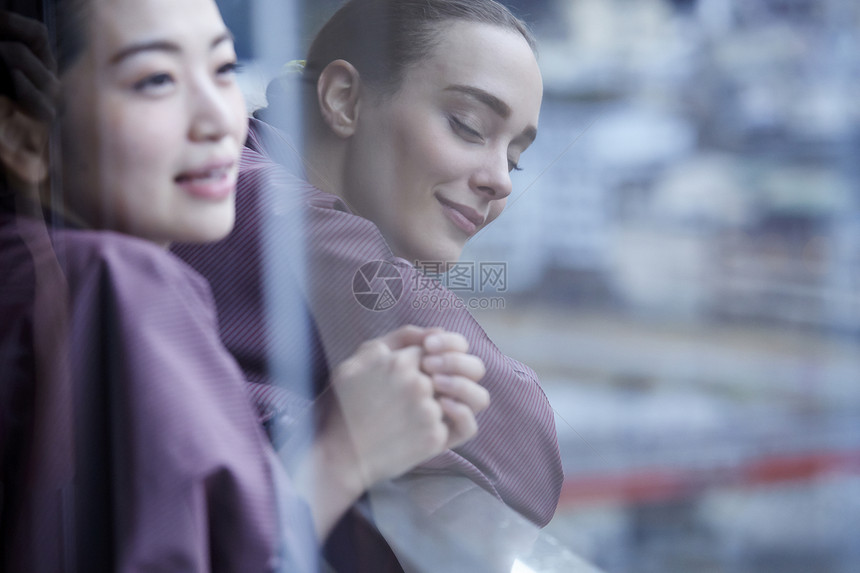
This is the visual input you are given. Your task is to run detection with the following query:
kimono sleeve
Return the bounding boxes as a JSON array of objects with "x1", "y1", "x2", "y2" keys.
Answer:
[
  {"x1": 58, "y1": 232, "x2": 291, "y2": 572},
  {"x1": 301, "y1": 201, "x2": 564, "y2": 527}
]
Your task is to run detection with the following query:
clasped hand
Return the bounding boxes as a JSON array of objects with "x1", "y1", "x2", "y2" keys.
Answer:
[{"x1": 327, "y1": 325, "x2": 489, "y2": 491}]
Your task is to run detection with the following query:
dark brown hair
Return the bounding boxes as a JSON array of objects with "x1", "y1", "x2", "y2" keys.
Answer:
[
  {"x1": 256, "y1": 0, "x2": 536, "y2": 123},
  {"x1": 305, "y1": 0, "x2": 535, "y2": 92}
]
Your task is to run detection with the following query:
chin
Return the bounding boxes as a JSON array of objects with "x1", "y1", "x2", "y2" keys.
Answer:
[
  {"x1": 190, "y1": 223, "x2": 234, "y2": 243},
  {"x1": 172, "y1": 219, "x2": 234, "y2": 244},
  {"x1": 186, "y1": 209, "x2": 235, "y2": 243},
  {"x1": 410, "y1": 244, "x2": 464, "y2": 268}
]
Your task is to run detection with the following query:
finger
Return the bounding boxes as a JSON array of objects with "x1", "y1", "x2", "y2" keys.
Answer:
[
  {"x1": 423, "y1": 331, "x2": 468, "y2": 354},
  {"x1": 1, "y1": 42, "x2": 60, "y2": 97},
  {"x1": 389, "y1": 345, "x2": 425, "y2": 378},
  {"x1": 422, "y1": 352, "x2": 486, "y2": 381},
  {"x1": 379, "y1": 324, "x2": 429, "y2": 350},
  {"x1": 11, "y1": 68, "x2": 55, "y2": 121},
  {"x1": 0, "y1": 12, "x2": 56, "y2": 70},
  {"x1": 440, "y1": 397, "x2": 478, "y2": 450},
  {"x1": 432, "y1": 375, "x2": 490, "y2": 414},
  {"x1": 346, "y1": 337, "x2": 386, "y2": 366}
]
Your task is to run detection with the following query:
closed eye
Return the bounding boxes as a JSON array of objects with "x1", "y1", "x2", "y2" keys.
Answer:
[
  {"x1": 449, "y1": 115, "x2": 484, "y2": 143},
  {"x1": 217, "y1": 60, "x2": 241, "y2": 76}
]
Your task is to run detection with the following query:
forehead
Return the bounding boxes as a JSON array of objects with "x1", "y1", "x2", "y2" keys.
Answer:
[
  {"x1": 404, "y1": 21, "x2": 543, "y2": 121},
  {"x1": 87, "y1": 0, "x2": 226, "y2": 52}
]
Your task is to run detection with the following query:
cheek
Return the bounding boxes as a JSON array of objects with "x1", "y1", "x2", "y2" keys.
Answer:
[
  {"x1": 103, "y1": 100, "x2": 178, "y2": 179},
  {"x1": 85, "y1": 100, "x2": 182, "y2": 231},
  {"x1": 391, "y1": 109, "x2": 455, "y2": 183}
]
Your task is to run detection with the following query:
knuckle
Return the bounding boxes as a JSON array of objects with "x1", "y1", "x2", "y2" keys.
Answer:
[
  {"x1": 428, "y1": 423, "x2": 448, "y2": 451},
  {"x1": 463, "y1": 355, "x2": 485, "y2": 377},
  {"x1": 435, "y1": 353, "x2": 452, "y2": 370},
  {"x1": 447, "y1": 400, "x2": 470, "y2": 421},
  {"x1": 333, "y1": 357, "x2": 358, "y2": 381},
  {"x1": 392, "y1": 348, "x2": 421, "y2": 375},
  {"x1": 450, "y1": 415, "x2": 478, "y2": 447},
  {"x1": 360, "y1": 338, "x2": 387, "y2": 358},
  {"x1": 447, "y1": 332, "x2": 469, "y2": 351},
  {"x1": 414, "y1": 377, "x2": 434, "y2": 399},
  {"x1": 399, "y1": 324, "x2": 423, "y2": 336},
  {"x1": 444, "y1": 375, "x2": 463, "y2": 394},
  {"x1": 418, "y1": 397, "x2": 442, "y2": 423},
  {"x1": 351, "y1": 342, "x2": 386, "y2": 371},
  {"x1": 463, "y1": 414, "x2": 479, "y2": 438},
  {"x1": 405, "y1": 377, "x2": 430, "y2": 401},
  {"x1": 450, "y1": 354, "x2": 469, "y2": 371},
  {"x1": 477, "y1": 387, "x2": 491, "y2": 411},
  {"x1": 474, "y1": 358, "x2": 487, "y2": 379}
]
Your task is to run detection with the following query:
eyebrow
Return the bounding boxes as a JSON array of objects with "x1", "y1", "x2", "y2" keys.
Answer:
[
  {"x1": 445, "y1": 84, "x2": 538, "y2": 144},
  {"x1": 110, "y1": 31, "x2": 234, "y2": 65},
  {"x1": 446, "y1": 85, "x2": 510, "y2": 118}
]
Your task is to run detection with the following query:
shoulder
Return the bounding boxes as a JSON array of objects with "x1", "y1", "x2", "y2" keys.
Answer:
[
  {"x1": 240, "y1": 118, "x2": 306, "y2": 186},
  {"x1": 239, "y1": 118, "x2": 296, "y2": 185},
  {"x1": 54, "y1": 228, "x2": 196, "y2": 278},
  {"x1": 53, "y1": 228, "x2": 213, "y2": 307}
]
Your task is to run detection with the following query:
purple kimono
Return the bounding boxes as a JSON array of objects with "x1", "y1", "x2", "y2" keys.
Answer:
[
  {"x1": 1, "y1": 211, "x2": 314, "y2": 572},
  {"x1": 173, "y1": 118, "x2": 564, "y2": 529}
]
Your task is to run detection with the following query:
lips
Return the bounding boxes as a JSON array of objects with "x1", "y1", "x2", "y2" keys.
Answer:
[
  {"x1": 175, "y1": 159, "x2": 236, "y2": 200},
  {"x1": 436, "y1": 195, "x2": 486, "y2": 237}
]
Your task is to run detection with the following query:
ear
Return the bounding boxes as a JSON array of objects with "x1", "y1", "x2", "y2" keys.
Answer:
[
  {"x1": 316, "y1": 59, "x2": 362, "y2": 138},
  {"x1": 0, "y1": 96, "x2": 49, "y2": 185}
]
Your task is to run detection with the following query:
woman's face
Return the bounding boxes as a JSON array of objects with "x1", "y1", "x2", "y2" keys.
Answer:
[
  {"x1": 59, "y1": 0, "x2": 247, "y2": 244},
  {"x1": 342, "y1": 21, "x2": 543, "y2": 265}
]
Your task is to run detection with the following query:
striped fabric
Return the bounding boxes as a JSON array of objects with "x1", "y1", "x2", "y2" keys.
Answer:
[
  {"x1": 2, "y1": 213, "x2": 321, "y2": 571},
  {"x1": 173, "y1": 118, "x2": 563, "y2": 527}
]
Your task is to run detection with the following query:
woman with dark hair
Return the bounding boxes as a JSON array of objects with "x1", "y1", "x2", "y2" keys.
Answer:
[
  {"x1": 175, "y1": 0, "x2": 564, "y2": 561},
  {"x1": 0, "y1": 0, "x2": 489, "y2": 570}
]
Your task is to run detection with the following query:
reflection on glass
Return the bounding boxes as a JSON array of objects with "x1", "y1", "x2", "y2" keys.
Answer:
[{"x1": 3, "y1": 0, "x2": 857, "y2": 569}]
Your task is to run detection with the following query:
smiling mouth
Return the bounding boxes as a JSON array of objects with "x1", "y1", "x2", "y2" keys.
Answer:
[
  {"x1": 436, "y1": 196, "x2": 485, "y2": 237},
  {"x1": 175, "y1": 162, "x2": 236, "y2": 200}
]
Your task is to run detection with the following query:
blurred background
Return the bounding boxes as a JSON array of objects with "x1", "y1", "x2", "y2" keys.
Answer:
[{"x1": 220, "y1": 0, "x2": 860, "y2": 571}]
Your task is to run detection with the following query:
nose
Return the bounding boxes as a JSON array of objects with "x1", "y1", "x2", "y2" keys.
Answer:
[
  {"x1": 188, "y1": 76, "x2": 234, "y2": 142},
  {"x1": 471, "y1": 149, "x2": 513, "y2": 200}
]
